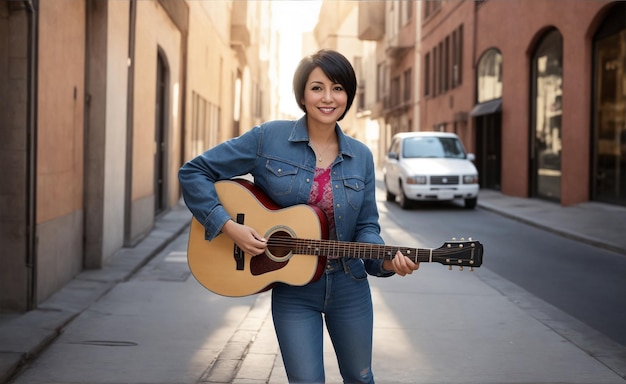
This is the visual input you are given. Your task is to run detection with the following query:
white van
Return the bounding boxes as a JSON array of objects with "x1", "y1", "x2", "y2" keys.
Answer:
[{"x1": 382, "y1": 132, "x2": 479, "y2": 209}]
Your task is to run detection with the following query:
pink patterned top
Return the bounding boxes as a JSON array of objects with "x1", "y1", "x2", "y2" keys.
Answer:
[{"x1": 308, "y1": 167, "x2": 337, "y2": 245}]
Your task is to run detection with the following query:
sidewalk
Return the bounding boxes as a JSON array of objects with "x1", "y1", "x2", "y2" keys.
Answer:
[
  {"x1": 2, "y1": 190, "x2": 626, "y2": 383},
  {"x1": 0, "y1": 203, "x2": 193, "y2": 384}
]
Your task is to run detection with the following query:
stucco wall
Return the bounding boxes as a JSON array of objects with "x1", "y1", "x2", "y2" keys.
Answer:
[
  {"x1": 102, "y1": 1, "x2": 130, "y2": 260},
  {"x1": 128, "y1": 0, "x2": 182, "y2": 242},
  {"x1": 0, "y1": 2, "x2": 29, "y2": 311},
  {"x1": 185, "y1": 1, "x2": 236, "y2": 157},
  {"x1": 36, "y1": 0, "x2": 86, "y2": 300}
]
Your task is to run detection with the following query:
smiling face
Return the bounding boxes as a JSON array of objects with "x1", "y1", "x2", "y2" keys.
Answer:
[
  {"x1": 292, "y1": 50, "x2": 357, "y2": 121},
  {"x1": 301, "y1": 67, "x2": 348, "y2": 129}
]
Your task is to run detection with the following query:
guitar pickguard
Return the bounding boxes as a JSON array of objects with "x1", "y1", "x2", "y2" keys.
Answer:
[{"x1": 250, "y1": 255, "x2": 288, "y2": 276}]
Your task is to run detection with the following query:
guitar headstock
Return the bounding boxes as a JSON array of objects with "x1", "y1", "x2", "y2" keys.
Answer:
[{"x1": 433, "y1": 238, "x2": 483, "y2": 271}]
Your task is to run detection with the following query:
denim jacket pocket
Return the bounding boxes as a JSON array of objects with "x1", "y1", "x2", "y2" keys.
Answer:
[
  {"x1": 343, "y1": 177, "x2": 365, "y2": 210},
  {"x1": 265, "y1": 159, "x2": 299, "y2": 195}
]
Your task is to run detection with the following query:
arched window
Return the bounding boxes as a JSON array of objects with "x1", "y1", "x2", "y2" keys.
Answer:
[
  {"x1": 531, "y1": 29, "x2": 563, "y2": 201},
  {"x1": 477, "y1": 48, "x2": 502, "y2": 103}
]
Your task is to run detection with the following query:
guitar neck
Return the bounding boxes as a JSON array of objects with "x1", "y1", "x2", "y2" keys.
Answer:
[{"x1": 277, "y1": 238, "x2": 445, "y2": 263}]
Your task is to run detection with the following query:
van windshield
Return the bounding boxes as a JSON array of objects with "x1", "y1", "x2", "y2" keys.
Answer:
[{"x1": 402, "y1": 137, "x2": 466, "y2": 159}]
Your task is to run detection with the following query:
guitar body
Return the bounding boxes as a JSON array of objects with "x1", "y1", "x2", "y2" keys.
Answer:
[{"x1": 187, "y1": 179, "x2": 327, "y2": 297}]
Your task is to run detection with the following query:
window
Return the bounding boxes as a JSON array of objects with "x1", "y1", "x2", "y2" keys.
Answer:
[
  {"x1": 424, "y1": 52, "x2": 431, "y2": 96},
  {"x1": 444, "y1": 36, "x2": 450, "y2": 92},
  {"x1": 477, "y1": 48, "x2": 503, "y2": 103},
  {"x1": 429, "y1": 24, "x2": 464, "y2": 97},
  {"x1": 191, "y1": 92, "x2": 220, "y2": 157},
  {"x1": 452, "y1": 30, "x2": 458, "y2": 88},
  {"x1": 455, "y1": 25, "x2": 463, "y2": 87},
  {"x1": 358, "y1": 86, "x2": 366, "y2": 111},
  {"x1": 438, "y1": 41, "x2": 444, "y2": 94},
  {"x1": 377, "y1": 63, "x2": 387, "y2": 102},
  {"x1": 391, "y1": 76, "x2": 401, "y2": 107},
  {"x1": 403, "y1": 136, "x2": 466, "y2": 159},
  {"x1": 403, "y1": 68, "x2": 412, "y2": 102},
  {"x1": 424, "y1": 0, "x2": 441, "y2": 20},
  {"x1": 532, "y1": 29, "x2": 563, "y2": 201},
  {"x1": 401, "y1": 1, "x2": 412, "y2": 26},
  {"x1": 354, "y1": 56, "x2": 365, "y2": 111},
  {"x1": 433, "y1": 46, "x2": 438, "y2": 96}
]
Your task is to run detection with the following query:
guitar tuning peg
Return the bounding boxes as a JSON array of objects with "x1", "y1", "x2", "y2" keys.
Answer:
[
  {"x1": 461, "y1": 237, "x2": 465, "y2": 241},
  {"x1": 459, "y1": 266, "x2": 464, "y2": 271},
  {"x1": 448, "y1": 265, "x2": 452, "y2": 271},
  {"x1": 451, "y1": 237, "x2": 456, "y2": 241},
  {"x1": 470, "y1": 267, "x2": 474, "y2": 272}
]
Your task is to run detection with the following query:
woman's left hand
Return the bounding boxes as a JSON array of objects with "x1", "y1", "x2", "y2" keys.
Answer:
[{"x1": 383, "y1": 251, "x2": 420, "y2": 276}]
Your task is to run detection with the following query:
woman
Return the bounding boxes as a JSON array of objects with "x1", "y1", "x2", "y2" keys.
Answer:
[{"x1": 179, "y1": 49, "x2": 419, "y2": 383}]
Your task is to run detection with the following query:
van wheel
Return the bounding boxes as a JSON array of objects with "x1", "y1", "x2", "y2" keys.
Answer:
[
  {"x1": 464, "y1": 197, "x2": 477, "y2": 209},
  {"x1": 398, "y1": 182, "x2": 412, "y2": 209},
  {"x1": 384, "y1": 177, "x2": 396, "y2": 202}
]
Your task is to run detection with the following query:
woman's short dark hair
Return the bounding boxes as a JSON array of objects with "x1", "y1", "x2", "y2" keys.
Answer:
[{"x1": 293, "y1": 49, "x2": 357, "y2": 121}]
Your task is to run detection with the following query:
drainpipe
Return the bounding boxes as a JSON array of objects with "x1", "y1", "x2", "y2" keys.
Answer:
[
  {"x1": 124, "y1": 0, "x2": 137, "y2": 246},
  {"x1": 23, "y1": 0, "x2": 39, "y2": 310}
]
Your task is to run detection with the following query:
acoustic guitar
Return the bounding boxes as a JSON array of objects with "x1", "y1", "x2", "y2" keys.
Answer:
[{"x1": 187, "y1": 178, "x2": 483, "y2": 297}]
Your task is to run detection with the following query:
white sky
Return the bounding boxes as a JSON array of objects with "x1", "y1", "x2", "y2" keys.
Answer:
[{"x1": 272, "y1": 1, "x2": 322, "y2": 117}]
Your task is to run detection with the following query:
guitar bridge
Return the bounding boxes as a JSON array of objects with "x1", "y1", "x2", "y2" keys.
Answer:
[{"x1": 233, "y1": 213, "x2": 245, "y2": 270}]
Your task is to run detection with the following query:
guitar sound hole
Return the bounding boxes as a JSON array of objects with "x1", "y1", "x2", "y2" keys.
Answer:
[{"x1": 266, "y1": 230, "x2": 293, "y2": 262}]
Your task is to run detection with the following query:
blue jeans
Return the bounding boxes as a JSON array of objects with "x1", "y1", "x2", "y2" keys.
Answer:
[{"x1": 271, "y1": 258, "x2": 375, "y2": 384}]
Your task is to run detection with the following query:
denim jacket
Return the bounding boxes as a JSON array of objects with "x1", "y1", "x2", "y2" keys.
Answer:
[{"x1": 178, "y1": 117, "x2": 394, "y2": 277}]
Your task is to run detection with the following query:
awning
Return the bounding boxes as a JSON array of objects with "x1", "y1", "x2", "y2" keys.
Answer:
[{"x1": 470, "y1": 99, "x2": 502, "y2": 117}]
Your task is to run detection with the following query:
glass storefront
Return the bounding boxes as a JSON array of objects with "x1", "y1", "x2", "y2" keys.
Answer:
[
  {"x1": 531, "y1": 29, "x2": 563, "y2": 201},
  {"x1": 592, "y1": 3, "x2": 626, "y2": 206}
]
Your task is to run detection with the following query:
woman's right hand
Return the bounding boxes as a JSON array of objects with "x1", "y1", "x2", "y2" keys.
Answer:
[{"x1": 221, "y1": 220, "x2": 267, "y2": 256}]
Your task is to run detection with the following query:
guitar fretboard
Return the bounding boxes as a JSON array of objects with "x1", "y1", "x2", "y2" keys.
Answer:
[{"x1": 268, "y1": 237, "x2": 475, "y2": 264}]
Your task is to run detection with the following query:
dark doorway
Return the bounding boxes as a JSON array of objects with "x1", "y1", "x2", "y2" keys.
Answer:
[
  {"x1": 155, "y1": 52, "x2": 168, "y2": 215},
  {"x1": 475, "y1": 113, "x2": 502, "y2": 190}
]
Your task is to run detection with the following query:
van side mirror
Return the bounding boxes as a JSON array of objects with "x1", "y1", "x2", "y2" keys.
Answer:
[{"x1": 467, "y1": 153, "x2": 475, "y2": 161}]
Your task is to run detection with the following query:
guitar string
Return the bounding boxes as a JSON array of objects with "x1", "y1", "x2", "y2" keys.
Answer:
[
  {"x1": 265, "y1": 238, "x2": 469, "y2": 253},
  {"x1": 261, "y1": 237, "x2": 476, "y2": 262},
  {"x1": 265, "y1": 236, "x2": 475, "y2": 253}
]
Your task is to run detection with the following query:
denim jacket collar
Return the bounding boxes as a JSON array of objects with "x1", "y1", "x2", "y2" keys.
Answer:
[{"x1": 288, "y1": 116, "x2": 356, "y2": 159}]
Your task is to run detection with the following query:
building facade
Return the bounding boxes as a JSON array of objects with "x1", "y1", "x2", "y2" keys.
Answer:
[
  {"x1": 355, "y1": 0, "x2": 624, "y2": 208},
  {"x1": 357, "y1": 1, "x2": 420, "y2": 165},
  {"x1": 0, "y1": 0, "x2": 274, "y2": 312},
  {"x1": 420, "y1": 0, "x2": 625, "y2": 206}
]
